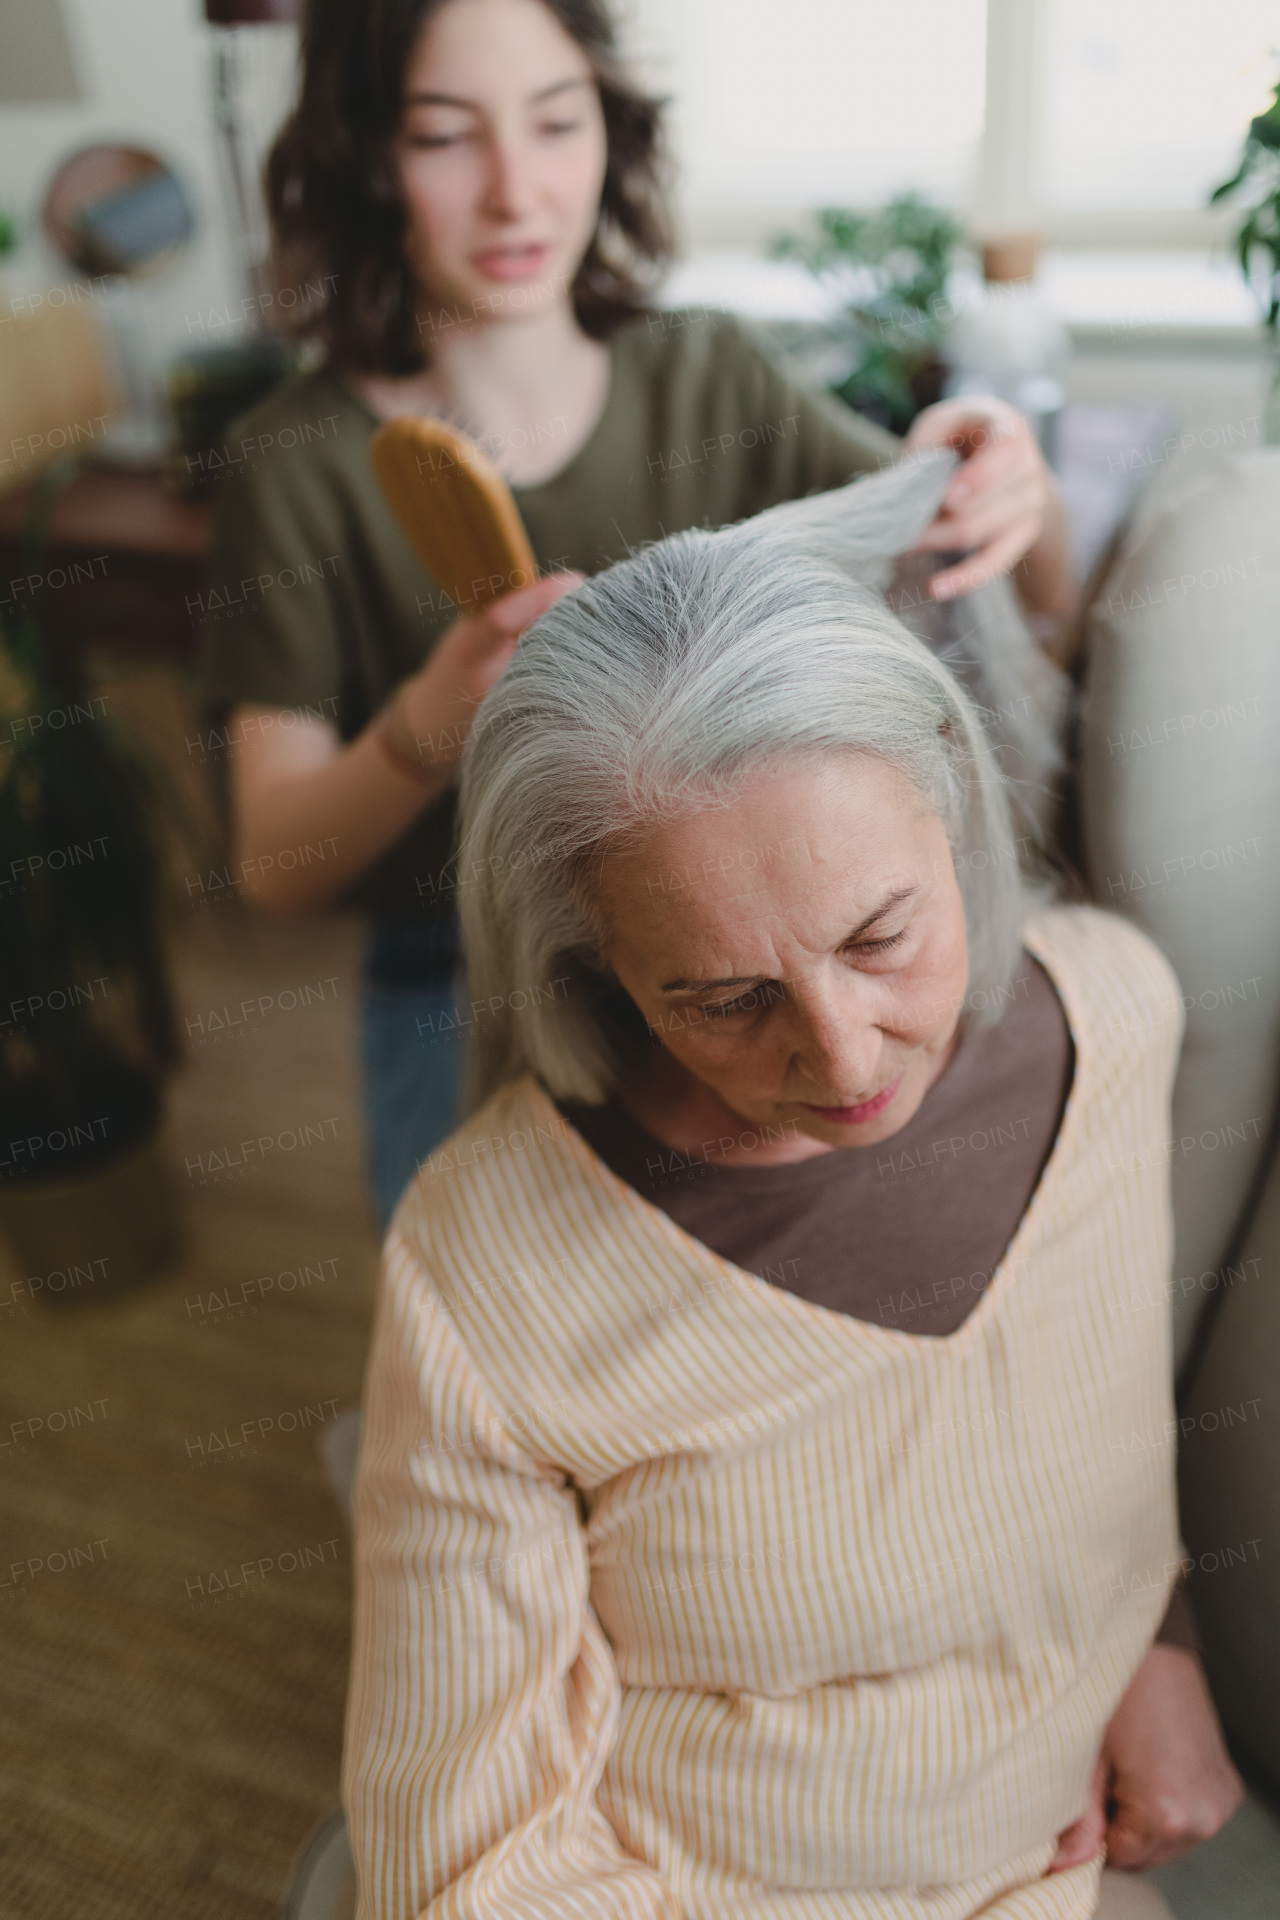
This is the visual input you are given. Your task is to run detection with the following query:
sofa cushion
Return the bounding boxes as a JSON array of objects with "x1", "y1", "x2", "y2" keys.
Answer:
[
  {"x1": 1077, "y1": 451, "x2": 1280, "y2": 1372},
  {"x1": 1150, "y1": 1787, "x2": 1280, "y2": 1918},
  {"x1": 1177, "y1": 1139, "x2": 1280, "y2": 1788}
]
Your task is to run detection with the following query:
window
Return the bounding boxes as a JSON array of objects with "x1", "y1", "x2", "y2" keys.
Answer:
[
  {"x1": 1046, "y1": 0, "x2": 1278, "y2": 212},
  {"x1": 690, "y1": 0, "x2": 985, "y2": 207},
  {"x1": 620, "y1": 0, "x2": 1279, "y2": 242}
]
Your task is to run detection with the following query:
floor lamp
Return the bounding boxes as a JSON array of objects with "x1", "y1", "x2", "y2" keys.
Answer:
[{"x1": 203, "y1": 0, "x2": 299, "y2": 320}]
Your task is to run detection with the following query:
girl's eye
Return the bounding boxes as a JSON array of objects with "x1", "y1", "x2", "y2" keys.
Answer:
[
  {"x1": 405, "y1": 116, "x2": 579, "y2": 150},
  {"x1": 409, "y1": 135, "x2": 462, "y2": 149}
]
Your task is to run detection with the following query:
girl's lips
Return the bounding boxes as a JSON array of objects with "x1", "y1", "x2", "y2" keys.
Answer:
[
  {"x1": 472, "y1": 243, "x2": 550, "y2": 281},
  {"x1": 806, "y1": 1076, "x2": 903, "y2": 1125}
]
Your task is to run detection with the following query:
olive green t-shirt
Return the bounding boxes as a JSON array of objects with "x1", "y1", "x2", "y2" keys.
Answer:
[{"x1": 197, "y1": 308, "x2": 897, "y2": 920}]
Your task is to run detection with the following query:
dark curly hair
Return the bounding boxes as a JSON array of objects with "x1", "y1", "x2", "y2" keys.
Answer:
[{"x1": 265, "y1": 0, "x2": 672, "y2": 373}]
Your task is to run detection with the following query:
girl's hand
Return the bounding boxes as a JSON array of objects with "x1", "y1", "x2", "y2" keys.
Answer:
[
  {"x1": 400, "y1": 570, "x2": 584, "y2": 775},
  {"x1": 1049, "y1": 1645, "x2": 1244, "y2": 1874},
  {"x1": 903, "y1": 397, "x2": 1051, "y2": 602}
]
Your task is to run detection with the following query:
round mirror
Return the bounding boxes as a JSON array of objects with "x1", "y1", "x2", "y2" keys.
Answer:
[{"x1": 42, "y1": 144, "x2": 195, "y2": 281}]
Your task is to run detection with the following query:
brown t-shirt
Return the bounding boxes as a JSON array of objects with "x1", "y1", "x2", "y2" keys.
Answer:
[
  {"x1": 561, "y1": 950, "x2": 1199, "y2": 1652},
  {"x1": 564, "y1": 952, "x2": 1070, "y2": 1337}
]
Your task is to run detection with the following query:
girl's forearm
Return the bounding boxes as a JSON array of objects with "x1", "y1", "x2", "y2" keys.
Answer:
[
  {"x1": 1013, "y1": 483, "x2": 1080, "y2": 663},
  {"x1": 231, "y1": 710, "x2": 446, "y2": 916}
]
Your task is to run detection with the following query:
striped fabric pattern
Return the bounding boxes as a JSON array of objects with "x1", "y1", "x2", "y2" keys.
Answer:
[{"x1": 345, "y1": 906, "x2": 1184, "y2": 1920}]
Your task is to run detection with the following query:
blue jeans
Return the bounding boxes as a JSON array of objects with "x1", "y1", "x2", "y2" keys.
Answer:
[{"x1": 359, "y1": 920, "x2": 468, "y2": 1231}]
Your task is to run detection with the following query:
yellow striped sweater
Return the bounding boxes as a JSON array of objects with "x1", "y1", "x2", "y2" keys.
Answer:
[{"x1": 345, "y1": 906, "x2": 1183, "y2": 1920}]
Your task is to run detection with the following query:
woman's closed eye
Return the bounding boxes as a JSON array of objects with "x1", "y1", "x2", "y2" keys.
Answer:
[
  {"x1": 698, "y1": 988, "x2": 768, "y2": 1021},
  {"x1": 852, "y1": 928, "x2": 909, "y2": 959},
  {"x1": 694, "y1": 931, "x2": 910, "y2": 1022}
]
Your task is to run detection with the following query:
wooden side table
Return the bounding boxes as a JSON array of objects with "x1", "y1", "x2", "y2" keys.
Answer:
[{"x1": 0, "y1": 466, "x2": 213, "y2": 666}]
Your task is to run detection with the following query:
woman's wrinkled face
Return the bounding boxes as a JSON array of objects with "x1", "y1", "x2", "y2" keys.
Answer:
[
  {"x1": 395, "y1": 0, "x2": 607, "y2": 322},
  {"x1": 593, "y1": 755, "x2": 971, "y2": 1152}
]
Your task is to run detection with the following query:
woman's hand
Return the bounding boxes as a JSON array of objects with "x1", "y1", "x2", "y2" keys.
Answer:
[
  {"x1": 1050, "y1": 1645, "x2": 1244, "y2": 1874},
  {"x1": 903, "y1": 397, "x2": 1055, "y2": 604},
  {"x1": 399, "y1": 570, "x2": 584, "y2": 776}
]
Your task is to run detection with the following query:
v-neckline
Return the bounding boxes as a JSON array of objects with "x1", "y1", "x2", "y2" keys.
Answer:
[{"x1": 531, "y1": 913, "x2": 1089, "y2": 1356}]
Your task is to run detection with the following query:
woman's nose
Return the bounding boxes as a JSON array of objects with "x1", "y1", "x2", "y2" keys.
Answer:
[{"x1": 788, "y1": 991, "x2": 882, "y2": 1100}]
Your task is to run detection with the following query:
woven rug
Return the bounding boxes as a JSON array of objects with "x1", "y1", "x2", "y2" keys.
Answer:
[{"x1": 0, "y1": 903, "x2": 379, "y2": 1918}]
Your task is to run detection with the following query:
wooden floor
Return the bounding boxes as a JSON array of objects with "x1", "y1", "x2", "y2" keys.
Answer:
[{"x1": 0, "y1": 902, "x2": 380, "y2": 1917}]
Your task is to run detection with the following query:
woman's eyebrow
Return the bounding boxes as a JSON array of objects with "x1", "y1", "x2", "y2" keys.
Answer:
[
  {"x1": 660, "y1": 971, "x2": 760, "y2": 994},
  {"x1": 847, "y1": 883, "x2": 917, "y2": 936},
  {"x1": 659, "y1": 885, "x2": 918, "y2": 993},
  {"x1": 402, "y1": 77, "x2": 590, "y2": 109}
]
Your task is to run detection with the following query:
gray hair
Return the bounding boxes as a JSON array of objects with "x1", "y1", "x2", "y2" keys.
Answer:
[{"x1": 457, "y1": 450, "x2": 1064, "y2": 1109}]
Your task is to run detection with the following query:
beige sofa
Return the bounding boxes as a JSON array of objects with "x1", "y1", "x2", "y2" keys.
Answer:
[
  {"x1": 1077, "y1": 448, "x2": 1280, "y2": 1916},
  {"x1": 288, "y1": 451, "x2": 1280, "y2": 1920}
]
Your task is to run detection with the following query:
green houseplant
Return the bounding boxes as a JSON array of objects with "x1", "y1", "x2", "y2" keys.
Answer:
[
  {"x1": 773, "y1": 191, "x2": 963, "y2": 434},
  {"x1": 0, "y1": 478, "x2": 183, "y2": 1298},
  {"x1": 1211, "y1": 79, "x2": 1280, "y2": 441}
]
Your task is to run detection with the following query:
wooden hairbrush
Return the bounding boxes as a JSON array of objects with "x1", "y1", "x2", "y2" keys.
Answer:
[{"x1": 370, "y1": 416, "x2": 539, "y2": 614}]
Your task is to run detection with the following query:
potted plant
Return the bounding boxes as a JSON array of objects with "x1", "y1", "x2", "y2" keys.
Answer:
[
  {"x1": 0, "y1": 204, "x2": 19, "y2": 315},
  {"x1": 1211, "y1": 80, "x2": 1280, "y2": 441},
  {"x1": 773, "y1": 192, "x2": 964, "y2": 434},
  {"x1": 0, "y1": 481, "x2": 184, "y2": 1300}
]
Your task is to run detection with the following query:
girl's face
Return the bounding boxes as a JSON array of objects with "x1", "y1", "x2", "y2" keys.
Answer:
[
  {"x1": 593, "y1": 754, "x2": 972, "y2": 1152},
  {"x1": 395, "y1": 0, "x2": 608, "y2": 325}
]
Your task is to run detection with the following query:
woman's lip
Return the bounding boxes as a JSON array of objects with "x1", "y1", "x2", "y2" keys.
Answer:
[
  {"x1": 472, "y1": 243, "x2": 550, "y2": 281},
  {"x1": 805, "y1": 1076, "x2": 903, "y2": 1125}
]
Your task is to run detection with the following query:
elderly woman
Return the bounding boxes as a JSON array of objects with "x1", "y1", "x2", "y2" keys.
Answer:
[{"x1": 344, "y1": 458, "x2": 1240, "y2": 1919}]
